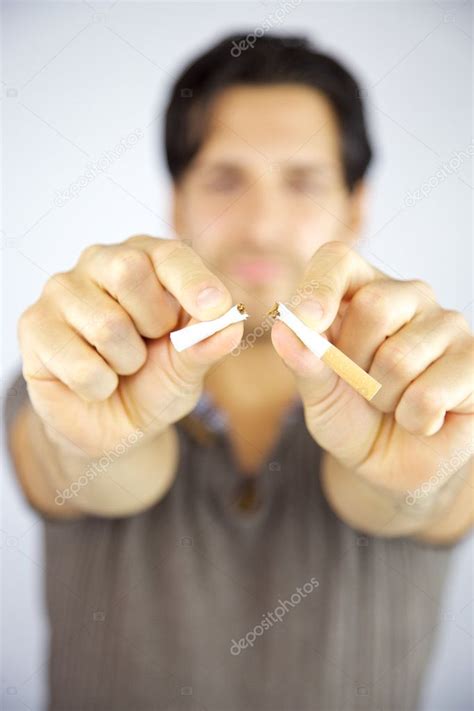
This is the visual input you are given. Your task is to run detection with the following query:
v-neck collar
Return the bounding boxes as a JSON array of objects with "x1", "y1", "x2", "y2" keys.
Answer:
[
  {"x1": 191, "y1": 389, "x2": 304, "y2": 436},
  {"x1": 184, "y1": 390, "x2": 306, "y2": 523}
]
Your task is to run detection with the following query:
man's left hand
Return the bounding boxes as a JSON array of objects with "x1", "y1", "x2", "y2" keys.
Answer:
[{"x1": 271, "y1": 241, "x2": 473, "y2": 499}]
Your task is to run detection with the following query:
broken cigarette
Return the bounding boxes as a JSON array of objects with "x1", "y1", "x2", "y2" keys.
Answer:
[
  {"x1": 268, "y1": 302, "x2": 382, "y2": 401},
  {"x1": 170, "y1": 303, "x2": 249, "y2": 352}
]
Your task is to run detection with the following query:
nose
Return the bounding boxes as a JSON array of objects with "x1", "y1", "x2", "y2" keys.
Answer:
[{"x1": 236, "y1": 178, "x2": 286, "y2": 248}]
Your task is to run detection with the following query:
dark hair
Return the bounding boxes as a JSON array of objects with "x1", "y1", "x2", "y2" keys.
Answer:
[{"x1": 164, "y1": 33, "x2": 373, "y2": 191}]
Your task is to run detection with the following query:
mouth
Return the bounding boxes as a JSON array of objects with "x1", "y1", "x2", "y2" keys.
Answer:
[{"x1": 227, "y1": 258, "x2": 285, "y2": 284}]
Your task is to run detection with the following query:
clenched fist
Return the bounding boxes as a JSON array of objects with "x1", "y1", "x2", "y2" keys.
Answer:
[
  {"x1": 18, "y1": 235, "x2": 244, "y2": 458},
  {"x1": 271, "y1": 241, "x2": 474, "y2": 509}
]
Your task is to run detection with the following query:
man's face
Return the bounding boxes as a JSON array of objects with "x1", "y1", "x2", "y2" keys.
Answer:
[{"x1": 172, "y1": 83, "x2": 365, "y2": 332}]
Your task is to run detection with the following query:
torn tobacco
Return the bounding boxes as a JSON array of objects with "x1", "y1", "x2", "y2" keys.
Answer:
[{"x1": 267, "y1": 302, "x2": 280, "y2": 319}]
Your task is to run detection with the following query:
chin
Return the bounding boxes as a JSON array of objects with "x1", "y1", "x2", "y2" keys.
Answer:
[{"x1": 231, "y1": 279, "x2": 296, "y2": 308}]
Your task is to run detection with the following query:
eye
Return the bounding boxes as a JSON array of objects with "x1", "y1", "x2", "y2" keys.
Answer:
[
  {"x1": 287, "y1": 177, "x2": 325, "y2": 194},
  {"x1": 204, "y1": 173, "x2": 241, "y2": 192}
]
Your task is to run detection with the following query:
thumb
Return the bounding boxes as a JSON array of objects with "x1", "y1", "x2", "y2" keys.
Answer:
[
  {"x1": 125, "y1": 315, "x2": 245, "y2": 432},
  {"x1": 271, "y1": 318, "x2": 382, "y2": 470},
  {"x1": 170, "y1": 315, "x2": 246, "y2": 384}
]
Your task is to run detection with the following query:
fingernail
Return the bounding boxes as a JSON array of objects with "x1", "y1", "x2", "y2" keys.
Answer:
[
  {"x1": 196, "y1": 287, "x2": 225, "y2": 310},
  {"x1": 296, "y1": 299, "x2": 324, "y2": 326}
]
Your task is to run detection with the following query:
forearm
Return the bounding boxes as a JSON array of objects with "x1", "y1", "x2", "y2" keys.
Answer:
[
  {"x1": 321, "y1": 451, "x2": 474, "y2": 543},
  {"x1": 10, "y1": 402, "x2": 179, "y2": 518}
]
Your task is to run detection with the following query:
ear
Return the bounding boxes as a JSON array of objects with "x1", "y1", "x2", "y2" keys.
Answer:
[{"x1": 347, "y1": 180, "x2": 368, "y2": 242}]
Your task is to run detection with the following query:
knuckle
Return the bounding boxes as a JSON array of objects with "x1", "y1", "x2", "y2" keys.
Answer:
[
  {"x1": 125, "y1": 233, "x2": 153, "y2": 246},
  {"x1": 93, "y1": 311, "x2": 133, "y2": 345},
  {"x1": 18, "y1": 305, "x2": 39, "y2": 342},
  {"x1": 19, "y1": 303, "x2": 49, "y2": 336},
  {"x1": 155, "y1": 237, "x2": 189, "y2": 260},
  {"x1": 352, "y1": 283, "x2": 390, "y2": 321},
  {"x1": 375, "y1": 340, "x2": 412, "y2": 375},
  {"x1": 41, "y1": 271, "x2": 72, "y2": 298},
  {"x1": 181, "y1": 274, "x2": 217, "y2": 294},
  {"x1": 317, "y1": 240, "x2": 352, "y2": 260},
  {"x1": 69, "y1": 360, "x2": 103, "y2": 391},
  {"x1": 405, "y1": 383, "x2": 440, "y2": 414},
  {"x1": 441, "y1": 309, "x2": 468, "y2": 332},
  {"x1": 312, "y1": 275, "x2": 339, "y2": 303},
  {"x1": 79, "y1": 243, "x2": 103, "y2": 263},
  {"x1": 164, "y1": 237, "x2": 189, "y2": 250},
  {"x1": 18, "y1": 305, "x2": 37, "y2": 331},
  {"x1": 109, "y1": 249, "x2": 151, "y2": 290},
  {"x1": 410, "y1": 279, "x2": 436, "y2": 302}
]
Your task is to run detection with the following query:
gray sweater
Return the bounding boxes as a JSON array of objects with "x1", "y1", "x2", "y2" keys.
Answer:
[{"x1": 5, "y1": 374, "x2": 455, "y2": 711}]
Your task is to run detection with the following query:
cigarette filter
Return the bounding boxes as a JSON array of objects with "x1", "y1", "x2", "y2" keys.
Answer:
[
  {"x1": 268, "y1": 302, "x2": 381, "y2": 402},
  {"x1": 170, "y1": 303, "x2": 248, "y2": 352}
]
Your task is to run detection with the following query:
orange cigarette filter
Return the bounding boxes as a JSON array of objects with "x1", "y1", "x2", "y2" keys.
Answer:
[{"x1": 268, "y1": 302, "x2": 381, "y2": 402}]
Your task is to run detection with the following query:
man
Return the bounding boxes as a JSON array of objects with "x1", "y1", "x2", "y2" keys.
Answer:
[{"x1": 6, "y1": 33, "x2": 473, "y2": 711}]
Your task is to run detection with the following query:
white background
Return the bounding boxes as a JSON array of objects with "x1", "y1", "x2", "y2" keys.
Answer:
[{"x1": 1, "y1": 1, "x2": 473, "y2": 709}]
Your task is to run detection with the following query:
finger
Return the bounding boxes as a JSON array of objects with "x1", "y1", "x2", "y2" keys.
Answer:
[
  {"x1": 270, "y1": 318, "x2": 382, "y2": 470},
  {"x1": 293, "y1": 241, "x2": 382, "y2": 333},
  {"x1": 334, "y1": 279, "x2": 437, "y2": 370},
  {"x1": 395, "y1": 349, "x2": 474, "y2": 436},
  {"x1": 20, "y1": 313, "x2": 118, "y2": 402},
  {"x1": 369, "y1": 310, "x2": 471, "y2": 413},
  {"x1": 125, "y1": 319, "x2": 245, "y2": 431},
  {"x1": 79, "y1": 243, "x2": 181, "y2": 338},
  {"x1": 173, "y1": 319, "x2": 246, "y2": 380},
  {"x1": 128, "y1": 235, "x2": 233, "y2": 321},
  {"x1": 49, "y1": 273, "x2": 148, "y2": 376}
]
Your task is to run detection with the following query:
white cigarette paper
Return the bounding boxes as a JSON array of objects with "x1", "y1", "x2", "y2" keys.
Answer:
[
  {"x1": 269, "y1": 302, "x2": 382, "y2": 402},
  {"x1": 170, "y1": 303, "x2": 249, "y2": 352},
  {"x1": 272, "y1": 302, "x2": 330, "y2": 357}
]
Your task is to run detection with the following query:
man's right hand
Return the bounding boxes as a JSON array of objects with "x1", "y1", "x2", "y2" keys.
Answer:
[{"x1": 18, "y1": 235, "x2": 243, "y2": 459}]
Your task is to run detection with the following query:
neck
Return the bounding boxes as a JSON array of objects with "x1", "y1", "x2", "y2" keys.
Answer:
[{"x1": 204, "y1": 337, "x2": 298, "y2": 414}]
